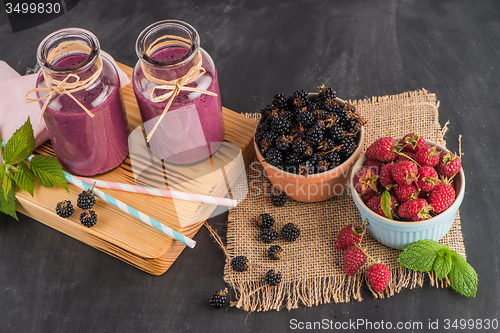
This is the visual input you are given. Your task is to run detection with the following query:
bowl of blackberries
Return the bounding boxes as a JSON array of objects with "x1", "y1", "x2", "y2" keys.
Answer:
[{"x1": 254, "y1": 86, "x2": 366, "y2": 202}]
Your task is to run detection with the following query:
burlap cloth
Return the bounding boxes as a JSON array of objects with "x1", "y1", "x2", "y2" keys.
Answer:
[{"x1": 218, "y1": 89, "x2": 465, "y2": 312}]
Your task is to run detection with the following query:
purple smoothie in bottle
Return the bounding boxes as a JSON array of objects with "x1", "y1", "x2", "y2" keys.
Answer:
[
  {"x1": 133, "y1": 21, "x2": 224, "y2": 164},
  {"x1": 35, "y1": 29, "x2": 129, "y2": 176}
]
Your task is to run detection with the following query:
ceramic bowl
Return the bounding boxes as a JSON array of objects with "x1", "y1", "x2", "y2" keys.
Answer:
[
  {"x1": 254, "y1": 97, "x2": 364, "y2": 202},
  {"x1": 349, "y1": 140, "x2": 465, "y2": 249}
]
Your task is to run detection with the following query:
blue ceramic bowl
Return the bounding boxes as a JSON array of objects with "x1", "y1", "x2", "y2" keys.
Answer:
[{"x1": 349, "y1": 140, "x2": 465, "y2": 250}]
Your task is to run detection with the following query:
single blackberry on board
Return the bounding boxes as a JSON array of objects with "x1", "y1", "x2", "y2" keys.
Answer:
[
  {"x1": 79, "y1": 210, "x2": 97, "y2": 228},
  {"x1": 55, "y1": 200, "x2": 74, "y2": 218},
  {"x1": 257, "y1": 213, "x2": 275, "y2": 229},
  {"x1": 268, "y1": 245, "x2": 283, "y2": 260},
  {"x1": 282, "y1": 223, "x2": 300, "y2": 242},
  {"x1": 231, "y1": 256, "x2": 249, "y2": 272},
  {"x1": 265, "y1": 269, "x2": 282, "y2": 286},
  {"x1": 260, "y1": 227, "x2": 278, "y2": 243},
  {"x1": 209, "y1": 289, "x2": 228, "y2": 309},
  {"x1": 271, "y1": 188, "x2": 287, "y2": 207},
  {"x1": 77, "y1": 187, "x2": 96, "y2": 210}
]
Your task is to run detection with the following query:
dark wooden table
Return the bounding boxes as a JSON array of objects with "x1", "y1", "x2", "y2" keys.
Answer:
[{"x1": 1, "y1": 1, "x2": 498, "y2": 332}]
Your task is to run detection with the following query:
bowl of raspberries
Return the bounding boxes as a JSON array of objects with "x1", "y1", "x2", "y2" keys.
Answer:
[
  {"x1": 349, "y1": 133, "x2": 465, "y2": 249},
  {"x1": 254, "y1": 86, "x2": 366, "y2": 202}
]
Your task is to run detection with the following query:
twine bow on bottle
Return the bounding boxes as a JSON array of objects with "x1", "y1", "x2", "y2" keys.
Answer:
[{"x1": 141, "y1": 50, "x2": 218, "y2": 142}]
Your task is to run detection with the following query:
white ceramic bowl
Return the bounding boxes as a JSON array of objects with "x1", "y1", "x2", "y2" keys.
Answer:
[{"x1": 349, "y1": 140, "x2": 465, "y2": 249}]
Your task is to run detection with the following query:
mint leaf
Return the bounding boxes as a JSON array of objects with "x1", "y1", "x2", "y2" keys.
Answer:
[
  {"x1": 3, "y1": 117, "x2": 35, "y2": 165},
  {"x1": 14, "y1": 161, "x2": 36, "y2": 196},
  {"x1": 380, "y1": 190, "x2": 393, "y2": 219},
  {"x1": 0, "y1": 186, "x2": 18, "y2": 220},
  {"x1": 448, "y1": 251, "x2": 478, "y2": 297},
  {"x1": 433, "y1": 248, "x2": 453, "y2": 279},
  {"x1": 29, "y1": 155, "x2": 68, "y2": 192},
  {"x1": 398, "y1": 239, "x2": 447, "y2": 272}
]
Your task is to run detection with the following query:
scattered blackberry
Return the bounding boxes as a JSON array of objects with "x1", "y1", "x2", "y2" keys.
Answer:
[
  {"x1": 298, "y1": 110, "x2": 315, "y2": 128},
  {"x1": 257, "y1": 213, "x2": 275, "y2": 229},
  {"x1": 282, "y1": 222, "x2": 300, "y2": 242},
  {"x1": 268, "y1": 245, "x2": 283, "y2": 260},
  {"x1": 272, "y1": 93, "x2": 288, "y2": 109},
  {"x1": 231, "y1": 256, "x2": 249, "y2": 272},
  {"x1": 260, "y1": 227, "x2": 278, "y2": 243},
  {"x1": 270, "y1": 116, "x2": 290, "y2": 135},
  {"x1": 265, "y1": 148, "x2": 283, "y2": 167},
  {"x1": 305, "y1": 123, "x2": 324, "y2": 146},
  {"x1": 275, "y1": 135, "x2": 292, "y2": 152},
  {"x1": 292, "y1": 89, "x2": 309, "y2": 107},
  {"x1": 271, "y1": 188, "x2": 287, "y2": 206},
  {"x1": 209, "y1": 289, "x2": 228, "y2": 309},
  {"x1": 77, "y1": 188, "x2": 96, "y2": 210},
  {"x1": 265, "y1": 269, "x2": 282, "y2": 286},
  {"x1": 55, "y1": 200, "x2": 74, "y2": 218},
  {"x1": 79, "y1": 210, "x2": 97, "y2": 228},
  {"x1": 292, "y1": 138, "x2": 307, "y2": 155}
]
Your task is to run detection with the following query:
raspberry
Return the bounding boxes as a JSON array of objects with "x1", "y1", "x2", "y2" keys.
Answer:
[
  {"x1": 77, "y1": 188, "x2": 96, "y2": 210},
  {"x1": 268, "y1": 245, "x2": 283, "y2": 260},
  {"x1": 231, "y1": 256, "x2": 249, "y2": 272},
  {"x1": 394, "y1": 183, "x2": 419, "y2": 203},
  {"x1": 366, "y1": 137, "x2": 399, "y2": 162},
  {"x1": 398, "y1": 198, "x2": 432, "y2": 221},
  {"x1": 416, "y1": 165, "x2": 439, "y2": 192},
  {"x1": 379, "y1": 163, "x2": 396, "y2": 187},
  {"x1": 264, "y1": 269, "x2": 282, "y2": 286},
  {"x1": 366, "y1": 193, "x2": 398, "y2": 218},
  {"x1": 281, "y1": 223, "x2": 300, "y2": 242},
  {"x1": 391, "y1": 161, "x2": 418, "y2": 185},
  {"x1": 361, "y1": 190, "x2": 376, "y2": 204},
  {"x1": 428, "y1": 181, "x2": 456, "y2": 213},
  {"x1": 257, "y1": 213, "x2": 275, "y2": 229},
  {"x1": 343, "y1": 245, "x2": 367, "y2": 275},
  {"x1": 260, "y1": 227, "x2": 278, "y2": 243},
  {"x1": 79, "y1": 210, "x2": 97, "y2": 227},
  {"x1": 436, "y1": 152, "x2": 461, "y2": 178},
  {"x1": 367, "y1": 263, "x2": 391, "y2": 292},
  {"x1": 363, "y1": 159, "x2": 384, "y2": 176},
  {"x1": 55, "y1": 200, "x2": 74, "y2": 218},
  {"x1": 353, "y1": 167, "x2": 379, "y2": 195},
  {"x1": 415, "y1": 144, "x2": 440, "y2": 167},
  {"x1": 396, "y1": 151, "x2": 417, "y2": 163},
  {"x1": 401, "y1": 133, "x2": 425, "y2": 153},
  {"x1": 335, "y1": 223, "x2": 366, "y2": 250},
  {"x1": 209, "y1": 289, "x2": 227, "y2": 309}
]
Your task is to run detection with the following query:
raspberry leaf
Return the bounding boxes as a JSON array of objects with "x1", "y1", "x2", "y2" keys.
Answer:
[
  {"x1": 398, "y1": 239, "x2": 447, "y2": 271},
  {"x1": 380, "y1": 190, "x2": 393, "y2": 220},
  {"x1": 0, "y1": 186, "x2": 17, "y2": 220},
  {"x1": 433, "y1": 248, "x2": 453, "y2": 280},
  {"x1": 448, "y1": 251, "x2": 478, "y2": 297},
  {"x1": 2, "y1": 117, "x2": 35, "y2": 165},
  {"x1": 29, "y1": 155, "x2": 69, "y2": 192},
  {"x1": 13, "y1": 161, "x2": 36, "y2": 197}
]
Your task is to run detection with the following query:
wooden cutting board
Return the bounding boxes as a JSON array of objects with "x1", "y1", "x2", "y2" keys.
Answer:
[{"x1": 15, "y1": 63, "x2": 257, "y2": 275}]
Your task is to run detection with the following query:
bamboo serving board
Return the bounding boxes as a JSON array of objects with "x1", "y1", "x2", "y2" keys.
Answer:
[{"x1": 15, "y1": 63, "x2": 257, "y2": 275}]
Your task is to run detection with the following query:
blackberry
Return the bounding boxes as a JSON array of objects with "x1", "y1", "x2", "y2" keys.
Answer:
[
  {"x1": 271, "y1": 188, "x2": 287, "y2": 207},
  {"x1": 344, "y1": 118, "x2": 358, "y2": 133},
  {"x1": 265, "y1": 269, "x2": 282, "y2": 286},
  {"x1": 282, "y1": 222, "x2": 300, "y2": 242},
  {"x1": 231, "y1": 256, "x2": 249, "y2": 272},
  {"x1": 317, "y1": 138, "x2": 336, "y2": 152},
  {"x1": 77, "y1": 188, "x2": 96, "y2": 210},
  {"x1": 209, "y1": 289, "x2": 227, "y2": 309},
  {"x1": 291, "y1": 138, "x2": 307, "y2": 155},
  {"x1": 297, "y1": 110, "x2": 315, "y2": 128},
  {"x1": 259, "y1": 105, "x2": 273, "y2": 119},
  {"x1": 265, "y1": 148, "x2": 283, "y2": 167},
  {"x1": 312, "y1": 109, "x2": 329, "y2": 121},
  {"x1": 317, "y1": 160, "x2": 330, "y2": 173},
  {"x1": 292, "y1": 89, "x2": 309, "y2": 107},
  {"x1": 335, "y1": 108, "x2": 348, "y2": 127},
  {"x1": 270, "y1": 116, "x2": 291, "y2": 135},
  {"x1": 327, "y1": 125, "x2": 344, "y2": 141},
  {"x1": 275, "y1": 135, "x2": 293, "y2": 152},
  {"x1": 298, "y1": 160, "x2": 315, "y2": 176},
  {"x1": 268, "y1": 245, "x2": 283, "y2": 260},
  {"x1": 305, "y1": 123, "x2": 324, "y2": 146},
  {"x1": 260, "y1": 227, "x2": 278, "y2": 243},
  {"x1": 79, "y1": 210, "x2": 97, "y2": 228},
  {"x1": 272, "y1": 93, "x2": 288, "y2": 109},
  {"x1": 325, "y1": 152, "x2": 341, "y2": 168},
  {"x1": 259, "y1": 131, "x2": 277, "y2": 153},
  {"x1": 257, "y1": 213, "x2": 275, "y2": 229},
  {"x1": 318, "y1": 86, "x2": 336, "y2": 101},
  {"x1": 339, "y1": 136, "x2": 356, "y2": 159},
  {"x1": 284, "y1": 152, "x2": 302, "y2": 167},
  {"x1": 55, "y1": 200, "x2": 74, "y2": 218}
]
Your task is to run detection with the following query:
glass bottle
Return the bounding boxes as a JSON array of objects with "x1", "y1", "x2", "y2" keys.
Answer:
[
  {"x1": 132, "y1": 20, "x2": 224, "y2": 164},
  {"x1": 35, "y1": 28, "x2": 129, "y2": 176}
]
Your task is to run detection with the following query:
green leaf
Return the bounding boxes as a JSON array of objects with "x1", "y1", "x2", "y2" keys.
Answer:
[
  {"x1": 398, "y1": 239, "x2": 448, "y2": 272},
  {"x1": 3, "y1": 117, "x2": 35, "y2": 165},
  {"x1": 433, "y1": 248, "x2": 453, "y2": 279},
  {"x1": 0, "y1": 186, "x2": 18, "y2": 220},
  {"x1": 448, "y1": 251, "x2": 478, "y2": 297},
  {"x1": 13, "y1": 161, "x2": 36, "y2": 196},
  {"x1": 0, "y1": 164, "x2": 12, "y2": 201},
  {"x1": 29, "y1": 155, "x2": 68, "y2": 192},
  {"x1": 380, "y1": 190, "x2": 393, "y2": 219}
]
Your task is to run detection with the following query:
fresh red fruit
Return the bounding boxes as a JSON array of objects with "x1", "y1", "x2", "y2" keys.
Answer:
[
  {"x1": 394, "y1": 183, "x2": 419, "y2": 203},
  {"x1": 354, "y1": 167, "x2": 379, "y2": 195},
  {"x1": 398, "y1": 198, "x2": 432, "y2": 221},
  {"x1": 436, "y1": 152, "x2": 461, "y2": 178},
  {"x1": 366, "y1": 137, "x2": 399, "y2": 162},
  {"x1": 396, "y1": 151, "x2": 417, "y2": 163},
  {"x1": 367, "y1": 263, "x2": 391, "y2": 292},
  {"x1": 366, "y1": 193, "x2": 398, "y2": 218},
  {"x1": 416, "y1": 165, "x2": 439, "y2": 192},
  {"x1": 379, "y1": 163, "x2": 396, "y2": 187},
  {"x1": 402, "y1": 133, "x2": 425, "y2": 153},
  {"x1": 428, "y1": 181, "x2": 456, "y2": 213},
  {"x1": 363, "y1": 159, "x2": 384, "y2": 176},
  {"x1": 335, "y1": 224, "x2": 365, "y2": 250},
  {"x1": 415, "y1": 144, "x2": 440, "y2": 167},
  {"x1": 361, "y1": 190, "x2": 377, "y2": 204},
  {"x1": 391, "y1": 161, "x2": 418, "y2": 185},
  {"x1": 343, "y1": 245, "x2": 367, "y2": 275}
]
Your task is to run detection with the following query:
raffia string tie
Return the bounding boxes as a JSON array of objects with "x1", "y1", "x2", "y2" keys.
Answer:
[
  {"x1": 141, "y1": 49, "x2": 218, "y2": 142},
  {"x1": 25, "y1": 41, "x2": 103, "y2": 122}
]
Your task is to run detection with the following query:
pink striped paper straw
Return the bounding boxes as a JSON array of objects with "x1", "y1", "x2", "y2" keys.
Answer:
[{"x1": 76, "y1": 177, "x2": 237, "y2": 208}]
